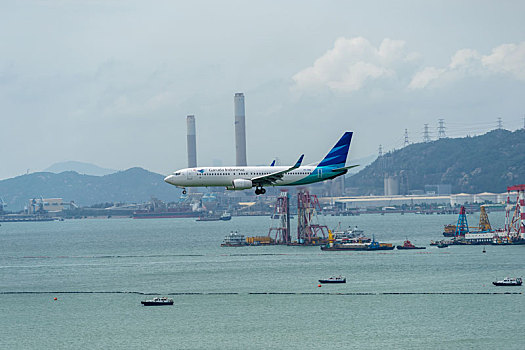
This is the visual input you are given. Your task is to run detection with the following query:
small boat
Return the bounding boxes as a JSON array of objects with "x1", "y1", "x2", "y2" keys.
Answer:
[
  {"x1": 492, "y1": 277, "x2": 522, "y2": 286},
  {"x1": 437, "y1": 241, "x2": 449, "y2": 248},
  {"x1": 221, "y1": 231, "x2": 246, "y2": 247},
  {"x1": 220, "y1": 212, "x2": 232, "y2": 221},
  {"x1": 396, "y1": 239, "x2": 426, "y2": 250},
  {"x1": 141, "y1": 297, "x2": 174, "y2": 306},
  {"x1": 319, "y1": 276, "x2": 346, "y2": 284}
]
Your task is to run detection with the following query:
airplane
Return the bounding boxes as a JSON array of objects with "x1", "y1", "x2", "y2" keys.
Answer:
[{"x1": 164, "y1": 131, "x2": 357, "y2": 195}]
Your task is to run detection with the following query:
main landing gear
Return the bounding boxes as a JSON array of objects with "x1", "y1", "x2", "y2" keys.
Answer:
[
  {"x1": 255, "y1": 187, "x2": 266, "y2": 195},
  {"x1": 182, "y1": 189, "x2": 187, "y2": 195}
]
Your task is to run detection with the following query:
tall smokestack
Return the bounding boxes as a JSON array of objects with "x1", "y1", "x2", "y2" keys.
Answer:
[
  {"x1": 234, "y1": 93, "x2": 247, "y2": 166},
  {"x1": 186, "y1": 115, "x2": 197, "y2": 168}
]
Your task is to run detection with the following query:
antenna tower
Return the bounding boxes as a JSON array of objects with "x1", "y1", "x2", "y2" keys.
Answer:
[
  {"x1": 437, "y1": 119, "x2": 446, "y2": 139},
  {"x1": 423, "y1": 124, "x2": 430, "y2": 143},
  {"x1": 404, "y1": 129, "x2": 409, "y2": 147},
  {"x1": 497, "y1": 117, "x2": 503, "y2": 130},
  {"x1": 378, "y1": 144, "x2": 383, "y2": 157}
]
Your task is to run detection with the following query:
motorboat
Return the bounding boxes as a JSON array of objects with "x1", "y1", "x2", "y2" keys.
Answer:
[
  {"x1": 492, "y1": 277, "x2": 522, "y2": 286},
  {"x1": 141, "y1": 297, "x2": 174, "y2": 306},
  {"x1": 319, "y1": 276, "x2": 346, "y2": 284}
]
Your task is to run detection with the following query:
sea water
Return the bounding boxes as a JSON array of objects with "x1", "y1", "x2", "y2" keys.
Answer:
[{"x1": 1, "y1": 214, "x2": 523, "y2": 349}]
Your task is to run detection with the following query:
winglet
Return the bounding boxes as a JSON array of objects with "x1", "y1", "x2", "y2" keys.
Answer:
[{"x1": 293, "y1": 154, "x2": 304, "y2": 169}]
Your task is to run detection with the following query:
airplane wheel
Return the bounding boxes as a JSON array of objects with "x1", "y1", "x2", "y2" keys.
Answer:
[
  {"x1": 261, "y1": 188, "x2": 266, "y2": 194},
  {"x1": 255, "y1": 188, "x2": 261, "y2": 195},
  {"x1": 182, "y1": 189, "x2": 187, "y2": 195}
]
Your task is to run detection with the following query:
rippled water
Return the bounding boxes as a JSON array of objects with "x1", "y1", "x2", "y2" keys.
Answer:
[{"x1": 1, "y1": 214, "x2": 523, "y2": 349}]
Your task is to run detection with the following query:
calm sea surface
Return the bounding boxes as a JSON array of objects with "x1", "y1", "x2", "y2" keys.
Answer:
[{"x1": 1, "y1": 213, "x2": 523, "y2": 349}]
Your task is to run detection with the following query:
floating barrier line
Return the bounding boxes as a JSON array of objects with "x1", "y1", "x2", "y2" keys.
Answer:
[{"x1": 0, "y1": 291, "x2": 521, "y2": 295}]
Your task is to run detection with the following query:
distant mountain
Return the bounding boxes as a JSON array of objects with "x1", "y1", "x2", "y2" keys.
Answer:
[
  {"x1": 347, "y1": 154, "x2": 377, "y2": 174},
  {"x1": 0, "y1": 168, "x2": 181, "y2": 211},
  {"x1": 347, "y1": 129, "x2": 525, "y2": 195},
  {"x1": 43, "y1": 161, "x2": 117, "y2": 176}
]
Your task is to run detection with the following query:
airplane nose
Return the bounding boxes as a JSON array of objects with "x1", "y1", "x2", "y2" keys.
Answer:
[{"x1": 164, "y1": 175, "x2": 175, "y2": 184}]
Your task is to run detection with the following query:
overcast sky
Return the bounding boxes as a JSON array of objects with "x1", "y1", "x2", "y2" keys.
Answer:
[{"x1": 1, "y1": 0, "x2": 524, "y2": 179}]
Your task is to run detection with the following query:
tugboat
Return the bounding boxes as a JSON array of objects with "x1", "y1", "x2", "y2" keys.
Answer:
[
  {"x1": 319, "y1": 276, "x2": 346, "y2": 284},
  {"x1": 396, "y1": 239, "x2": 426, "y2": 250},
  {"x1": 492, "y1": 277, "x2": 522, "y2": 286},
  {"x1": 220, "y1": 212, "x2": 232, "y2": 221},
  {"x1": 436, "y1": 241, "x2": 449, "y2": 248},
  {"x1": 141, "y1": 297, "x2": 174, "y2": 306}
]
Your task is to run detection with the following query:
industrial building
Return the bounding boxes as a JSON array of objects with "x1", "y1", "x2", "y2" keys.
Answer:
[
  {"x1": 323, "y1": 192, "x2": 510, "y2": 210},
  {"x1": 27, "y1": 198, "x2": 64, "y2": 214}
]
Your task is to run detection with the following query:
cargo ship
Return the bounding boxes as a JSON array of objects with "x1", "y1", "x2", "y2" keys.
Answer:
[
  {"x1": 132, "y1": 208, "x2": 199, "y2": 219},
  {"x1": 0, "y1": 215, "x2": 56, "y2": 222}
]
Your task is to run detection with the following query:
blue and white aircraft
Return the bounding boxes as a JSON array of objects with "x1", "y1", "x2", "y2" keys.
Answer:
[{"x1": 164, "y1": 131, "x2": 357, "y2": 195}]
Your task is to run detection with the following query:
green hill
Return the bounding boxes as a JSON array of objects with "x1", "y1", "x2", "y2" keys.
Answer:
[
  {"x1": 0, "y1": 167, "x2": 181, "y2": 211},
  {"x1": 347, "y1": 129, "x2": 525, "y2": 195}
]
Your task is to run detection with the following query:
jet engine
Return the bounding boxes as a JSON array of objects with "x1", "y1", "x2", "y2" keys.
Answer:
[{"x1": 226, "y1": 179, "x2": 253, "y2": 190}]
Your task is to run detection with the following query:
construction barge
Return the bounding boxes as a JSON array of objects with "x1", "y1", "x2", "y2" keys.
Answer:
[{"x1": 433, "y1": 184, "x2": 525, "y2": 246}]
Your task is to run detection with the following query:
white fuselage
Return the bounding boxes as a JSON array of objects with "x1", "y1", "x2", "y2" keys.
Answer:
[{"x1": 165, "y1": 165, "x2": 322, "y2": 188}]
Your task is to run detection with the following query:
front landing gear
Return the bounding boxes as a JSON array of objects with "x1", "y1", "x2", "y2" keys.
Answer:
[
  {"x1": 182, "y1": 189, "x2": 187, "y2": 195},
  {"x1": 255, "y1": 187, "x2": 266, "y2": 195}
]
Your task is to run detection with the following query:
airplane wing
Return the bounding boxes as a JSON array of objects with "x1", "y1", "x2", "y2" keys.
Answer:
[{"x1": 251, "y1": 155, "x2": 304, "y2": 186}]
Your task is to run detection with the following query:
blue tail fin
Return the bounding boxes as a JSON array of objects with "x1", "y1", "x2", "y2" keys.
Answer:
[{"x1": 317, "y1": 132, "x2": 353, "y2": 168}]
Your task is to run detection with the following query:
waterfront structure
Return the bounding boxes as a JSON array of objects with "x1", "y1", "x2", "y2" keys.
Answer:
[
  {"x1": 268, "y1": 191, "x2": 291, "y2": 244},
  {"x1": 28, "y1": 198, "x2": 64, "y2": 214}
]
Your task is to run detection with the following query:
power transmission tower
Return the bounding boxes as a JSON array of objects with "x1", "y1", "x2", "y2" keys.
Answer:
[
  {"x1": 437, "y1": 119, "x2": 446, "y2": 139},
  {"x1": 404, "y1": 129, "x2": 409, "y2": 147},
  {"x1": 423, "y1": 124, "x2": 430, "y2": 143},
  {"x1": 497, "y1": 117, "x2": 503, "y2": 129}
]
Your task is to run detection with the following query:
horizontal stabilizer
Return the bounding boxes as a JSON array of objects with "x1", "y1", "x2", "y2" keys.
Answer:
[{"x1": 332, "y1": 164, "x2": 359, "y2": 172}]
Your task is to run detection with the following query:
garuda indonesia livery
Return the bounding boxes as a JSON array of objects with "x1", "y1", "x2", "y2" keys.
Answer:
[{"x1": 164, "y1": 132, "x2": 357, "y2": 195}]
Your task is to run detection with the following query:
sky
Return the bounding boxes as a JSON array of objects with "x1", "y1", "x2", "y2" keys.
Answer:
[{"x1": 1, "y1": 0, "x2": 524, "y2": 179}]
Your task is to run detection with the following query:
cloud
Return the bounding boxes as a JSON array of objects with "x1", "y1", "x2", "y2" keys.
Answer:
[
  {"x1": 408, "y1": 67, "x2": 446, "y2": 90},
  {"x1": 409, "y1": 42, "x2": 525, "y2": 89},
  {"x1": 292, "y1": 37, "x2": 417, "y2": 93},
  {"x1": 482, "y1": 42, "x2": 525, "y2": 80}
]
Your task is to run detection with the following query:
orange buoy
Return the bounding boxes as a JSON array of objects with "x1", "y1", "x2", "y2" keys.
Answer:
[{"x1": 54, "y1": 297, "x2": 57, "y2": 300}]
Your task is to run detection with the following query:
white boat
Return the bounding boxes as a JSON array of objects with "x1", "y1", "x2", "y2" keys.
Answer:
[
  {"x1": 319, "y1": 276, "x2": 346, "y2": 284},
  {"x1": 141, "y1": 297, "x2": 174, "y2": 306},
  {"x1": 492, "y1": 277, "x2": 522, "y2": 286},
  {"x1": 220, "y1": 212, "x2": 232, "y2": 221},
  {"x1": 221, "y1": 231, "x2": 246, "y2": 247}
]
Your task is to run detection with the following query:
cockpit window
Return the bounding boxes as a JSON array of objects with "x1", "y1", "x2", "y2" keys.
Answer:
[{"x1": 174, "y1": 172, "x2": 181, "y2": 176}]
